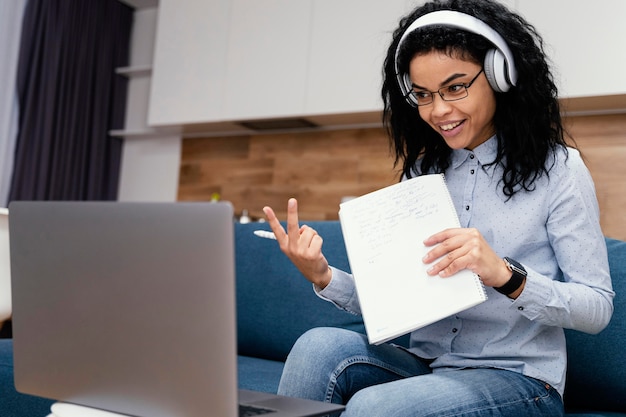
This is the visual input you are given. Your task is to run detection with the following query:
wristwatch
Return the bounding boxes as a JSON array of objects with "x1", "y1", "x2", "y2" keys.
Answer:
[{"x1": 495, "y1": 257, "x2": 527, "y2": 295}]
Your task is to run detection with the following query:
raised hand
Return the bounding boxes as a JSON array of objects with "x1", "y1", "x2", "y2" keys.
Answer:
[{"x1": 263, "y1": 198, "x2": 332, "y2": 289}]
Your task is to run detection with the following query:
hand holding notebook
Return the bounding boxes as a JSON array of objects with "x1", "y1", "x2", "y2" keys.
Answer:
[{"x1": 339, "y1": 174, "x2": 487, "y2": 344}]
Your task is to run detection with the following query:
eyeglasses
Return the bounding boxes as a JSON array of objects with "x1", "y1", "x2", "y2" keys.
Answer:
[{"x1": 407, "y1": 69, "x2": 484, "y2": 106}]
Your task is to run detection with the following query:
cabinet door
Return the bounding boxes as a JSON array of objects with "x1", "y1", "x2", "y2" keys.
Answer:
[
  {"x1": 223, "y1": 0, "x2": 313, "y2": 120},
  {"x1": 515, "y1": 0, "x2": 626, "y2": 97},
  {"x1": 148, "y1": 0, "x2": 231, "y2": 126},
  {"x1": 305, "y1": 0, "x2": 421, "y2": 116}
]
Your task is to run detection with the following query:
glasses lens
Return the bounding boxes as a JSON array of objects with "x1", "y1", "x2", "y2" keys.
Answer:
[
  {"x1": 412, "y1": 69, "x2": 481, "y2": 106},
  {"x1": 414, "y1": 92, "x2": 433, "y2": 106},
  {"x1": 440, "y1": 85, "x2": 468, "y2": 101}
]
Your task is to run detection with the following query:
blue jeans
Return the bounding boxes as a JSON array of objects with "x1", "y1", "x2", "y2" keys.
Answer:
[{"x1": 277, "y1": 328, "x2": 564, "y2": 417}]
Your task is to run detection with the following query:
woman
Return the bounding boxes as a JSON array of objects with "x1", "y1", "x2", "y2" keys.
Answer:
[{"x1": 263, "y1": 0, "x2": 614, "y2": 415}]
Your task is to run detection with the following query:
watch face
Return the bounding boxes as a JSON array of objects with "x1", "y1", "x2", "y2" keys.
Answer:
[{"x1": 505, "y1": 257, "x2": 526, "y2": 276}]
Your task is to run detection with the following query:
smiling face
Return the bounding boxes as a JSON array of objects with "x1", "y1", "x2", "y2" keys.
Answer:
[{"x1": 409, "y1": 51, "x2": 497, "y2": 150}]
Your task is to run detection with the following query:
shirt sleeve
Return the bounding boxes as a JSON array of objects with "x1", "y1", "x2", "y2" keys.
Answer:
[
  {"x1": 313, "y1": 266, "x2": 362, "y2": 315},
  {"x1": 511, "y1": 149, "x2": 614, "y2": 334}
]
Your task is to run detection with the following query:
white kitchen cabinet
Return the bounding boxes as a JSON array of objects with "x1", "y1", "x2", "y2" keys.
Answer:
[
  {"x1": 148, "y1": 0, "x2": 231, "y2": 126},
  {"x1": 223, "y1": 0, "x2": 313, "y2": 120},
  {"x1": 513, "y1": 0, "x2": 626, "y2": 98},
  {"x1": 147, "y1": 0, "x2": 626, "y2": 129},
  {"x1": 305, "y1": 0, "x2": 418, "y2": 116}
]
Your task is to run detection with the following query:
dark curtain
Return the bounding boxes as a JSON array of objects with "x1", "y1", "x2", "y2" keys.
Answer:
[{"x1": 8, "y1": 0, "x2": 132, "y2": 202}]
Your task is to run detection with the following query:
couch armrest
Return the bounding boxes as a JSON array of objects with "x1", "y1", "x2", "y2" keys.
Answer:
[{"x1": 564, "y1": 237, "x2": 626, "y2": 413}]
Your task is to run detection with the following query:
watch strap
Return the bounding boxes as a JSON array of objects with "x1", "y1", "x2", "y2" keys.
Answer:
[{"x1": 495, "y1": 257, "x2": 527, "y2": 295}]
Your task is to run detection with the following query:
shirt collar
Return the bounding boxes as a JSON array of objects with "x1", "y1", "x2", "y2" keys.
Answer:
[{"x1": 450, "y1": 135, "x2": 499, "y2": 169}]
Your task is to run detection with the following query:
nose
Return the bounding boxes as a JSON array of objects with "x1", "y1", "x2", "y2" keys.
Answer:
[{"x1": 430, "y1": 93, "x2": 453, "y2": 116}]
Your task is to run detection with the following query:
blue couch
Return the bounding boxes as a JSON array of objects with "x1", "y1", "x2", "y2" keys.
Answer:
[{"x1": 1, "y1": 221, "x2": 625, "y2": 416}]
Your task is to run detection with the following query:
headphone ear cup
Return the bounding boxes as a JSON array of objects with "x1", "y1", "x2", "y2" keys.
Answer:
[{"x1": 484, "y1": 48, "x2": 510, "y2": 93}]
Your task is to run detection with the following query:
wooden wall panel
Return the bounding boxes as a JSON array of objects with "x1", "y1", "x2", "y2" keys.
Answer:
[
  {"x1": 178, "y1": 128, "x2": 398, "y2": 221},
  {"x1": 565, "y1": 114, "x2": 626, "y2": 240},
  {"x1": 178, "y1": 114, "x2": 626, "y2": 239}
]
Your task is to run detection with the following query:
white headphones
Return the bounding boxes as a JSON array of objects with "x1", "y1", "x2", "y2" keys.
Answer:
[{"x1": 394, "y1": 10, "x2": 518, "y2": 106}]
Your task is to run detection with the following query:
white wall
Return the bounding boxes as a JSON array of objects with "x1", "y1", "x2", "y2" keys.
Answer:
[
  {"x1": 0, "y1": 0, "x2": 27, "y2": 207},
  {"x1": 117, "y1": 135, "x2": 181, "y2": 201},
  {"x1": 116, "y1": 6, "x2": 182, "y2": 202}
]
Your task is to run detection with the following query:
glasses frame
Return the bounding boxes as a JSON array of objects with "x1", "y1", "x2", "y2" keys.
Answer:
[{"x1": 408, "y1": 68, "x2": 485, "y2": 107}]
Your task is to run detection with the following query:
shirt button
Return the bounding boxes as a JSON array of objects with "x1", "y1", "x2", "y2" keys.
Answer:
[
  {"x1": 469, "y1": 154, "x2": 475, "y2": 159},
  {"x1": 452, "y1": 328, "x2": 458, "y2": 333},
  {"x1": 470, "y1": 169, "x2": 475, "y2": 175},
  {"x1": 518, "y1": 306, "x2": 524, "y2": 311},
  {"x1": 465, "y1": 205, "x2": 470, "y2": 211}
]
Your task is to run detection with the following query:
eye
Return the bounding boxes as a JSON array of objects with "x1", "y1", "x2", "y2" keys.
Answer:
[
  {"x1": 414, "y1": 91, "x2": 431, "y2": 100},
  {"x1": 446, "y1": 84, "x2": 466, "y2": 94}
]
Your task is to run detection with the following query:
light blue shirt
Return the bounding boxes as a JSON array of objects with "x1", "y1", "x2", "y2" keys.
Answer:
[{"x1": 318, "y1": 136, "x2": 614, "y2": 396}]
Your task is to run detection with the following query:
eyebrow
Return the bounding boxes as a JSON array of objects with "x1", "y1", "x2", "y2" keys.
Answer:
[{"x1": 412, "y1": 73, "x2": 468, "y2": 90}]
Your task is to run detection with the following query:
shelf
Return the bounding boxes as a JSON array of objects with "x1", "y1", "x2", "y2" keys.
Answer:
[
  {"x1": 109, "y1": 127, "x2": 181, "y2": 139},
  {"x1": 117, "y1": 0, "x2": 158, "y2": 10},
  {"x1": 560, "y1": 94, "x2": 626, "y2": 116},
  {"x1": 115, "y1": 65, "x2": 152, "y2": 77}
]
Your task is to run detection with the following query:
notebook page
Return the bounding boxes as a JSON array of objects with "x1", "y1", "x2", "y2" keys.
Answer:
[{"x1": 339, "y1": 174, "x2": 487, "y2": 344}]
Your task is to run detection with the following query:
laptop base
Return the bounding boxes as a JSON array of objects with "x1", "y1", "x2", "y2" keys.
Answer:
[
  {"x1": 49, "y1": 395, "x2": 345, "y2": 417},
  {"x1": 50, "y1": 402, "x2": 129, "y2": 417}
]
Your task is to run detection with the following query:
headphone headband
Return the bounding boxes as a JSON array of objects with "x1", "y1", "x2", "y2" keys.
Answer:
[{"x1": 394, "y1": 10, "x2": 518, "y2": 105}]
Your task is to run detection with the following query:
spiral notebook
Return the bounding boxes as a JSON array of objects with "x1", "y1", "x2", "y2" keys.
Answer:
[{"x1": 338, "y1": 174, "x2": 487, "y2": 344}]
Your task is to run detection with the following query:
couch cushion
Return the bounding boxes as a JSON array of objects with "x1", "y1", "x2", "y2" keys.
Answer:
[
  {"x1": 235, "y1": 221, "x2": 365, "y2": 361},
  {"x1": 564, "y1": 238, "x2": 626, "y2": 413},
  {"x1": 237, "y1": 355, "x2": 284, "y2": 394}
]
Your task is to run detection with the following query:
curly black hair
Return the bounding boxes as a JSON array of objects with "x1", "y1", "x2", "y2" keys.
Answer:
[{"x1": 382, "y1": 0, "x2": 571, "y2": 198}]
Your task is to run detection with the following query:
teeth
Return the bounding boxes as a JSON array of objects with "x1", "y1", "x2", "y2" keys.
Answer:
[{"x1": 441, "y1": 121, "x2": 461, "y2": 131}]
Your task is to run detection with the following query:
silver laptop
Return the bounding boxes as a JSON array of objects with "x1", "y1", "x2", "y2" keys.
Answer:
[{"x1": 9, "y1": 201, "x2": 344, "y2": 417}]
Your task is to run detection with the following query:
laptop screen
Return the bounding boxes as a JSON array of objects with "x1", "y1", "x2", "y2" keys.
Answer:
[{"x1": 9, "y1": 201, "x2": 238, "y2": 417}]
